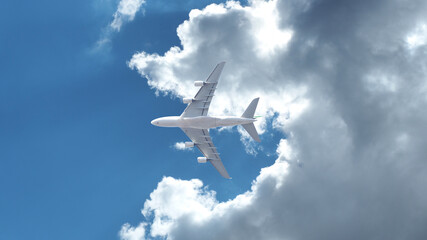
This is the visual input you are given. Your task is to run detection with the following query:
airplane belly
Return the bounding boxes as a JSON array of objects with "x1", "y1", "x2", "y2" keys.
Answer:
[
  {"x1": 180, "y1": 117, "x2": 254, "y2": 129},
  {"x1": 216, "y1": 117, "x2": 251, "y2": 127},
  {"x1": 181, "y1": 117, "x2": 218, "y2": 129},
  {"x1": 217, "y1": 118, "x2": 237, "y2": 126}
]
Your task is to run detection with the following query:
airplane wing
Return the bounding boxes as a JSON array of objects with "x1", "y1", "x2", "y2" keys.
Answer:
[
  {"x1": 181, "y1": 62, "x2": 226, "y2": 117},
  {"x1": 181, "y1": 127, "x2": 231, "y2": 179}
]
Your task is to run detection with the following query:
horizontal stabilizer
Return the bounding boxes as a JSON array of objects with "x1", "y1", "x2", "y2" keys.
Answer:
[{"x1": 242, "y1": 123, "x2": 261, "y2": 142}]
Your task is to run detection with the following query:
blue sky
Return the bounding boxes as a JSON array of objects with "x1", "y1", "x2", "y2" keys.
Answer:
[
  {"x1": 0, "y1": 0, "x2": 279, "y2": 239},
  {"x1": 3, "y1": 0, "x2": 427, "y2": 239}
]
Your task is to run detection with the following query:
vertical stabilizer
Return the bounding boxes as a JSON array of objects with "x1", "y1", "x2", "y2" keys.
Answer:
[
  {"x1": 241, "y1": 97, "x2": 259, "y2": 119},
  {"x1": 241, "y1": 98, "x2": 261, "y2": 142}
]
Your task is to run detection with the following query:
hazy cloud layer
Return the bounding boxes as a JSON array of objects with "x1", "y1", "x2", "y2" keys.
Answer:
[
  {"x1": 95, "y1": 0, "x2": 145, "y2": 49},
  {"x1": 111, "y1": 0, "x2": 145, "y2": 31},
  {"x1": 121, "y1": 0, "x2": 427, "y2": 239}
]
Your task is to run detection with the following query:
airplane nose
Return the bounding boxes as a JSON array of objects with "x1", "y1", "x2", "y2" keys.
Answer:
[{"x1": 151, "y1": 119, "x2": 159, "y2": 126}]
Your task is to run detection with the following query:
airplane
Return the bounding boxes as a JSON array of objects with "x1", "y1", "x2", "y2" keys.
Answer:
[{"x1": 151, "y1": 62, "x2": 260, "y2": 179}]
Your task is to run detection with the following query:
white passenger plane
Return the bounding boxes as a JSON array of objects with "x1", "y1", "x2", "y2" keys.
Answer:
[{"x1": 151, "y1": 62, "x2": 260, "y2": 179}]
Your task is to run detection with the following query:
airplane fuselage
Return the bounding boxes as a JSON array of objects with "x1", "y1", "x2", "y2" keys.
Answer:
[{"x1": 151, "y1": 116, "x2": 256, "y2": 129}]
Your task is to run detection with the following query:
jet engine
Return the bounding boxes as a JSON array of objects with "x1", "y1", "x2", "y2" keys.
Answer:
[
  {"x1": 185, "y1": 142, "x2": 194, "y2": 148},
  {"x1": 194, "y1": 81, "x2": 205, "y2": 87},
  {"x1": 197, "y1": 157, "x2": 207, "y2": 163},
  {"x1": 183, "y1": 98, "x2": 193, "y2": 104}
]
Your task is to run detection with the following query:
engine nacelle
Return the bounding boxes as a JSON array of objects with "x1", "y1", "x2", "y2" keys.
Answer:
[
  {"x1": 197, "y1": 157, "x2": 207, "y2": 163},
  {"x1": 183, "y1": 98, "x2": 193, "y2": 104},
  {"x1": 194, "y1": 81, "x2": 205, "y2": 87},
  {"x1": 185, "y1": 142, "x2": 195, "y2": 148}
]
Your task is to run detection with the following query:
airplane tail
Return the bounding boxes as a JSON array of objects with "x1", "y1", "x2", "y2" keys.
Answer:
[{"x1": 241, "y1": 98, "x2": 261, "y2": 142}]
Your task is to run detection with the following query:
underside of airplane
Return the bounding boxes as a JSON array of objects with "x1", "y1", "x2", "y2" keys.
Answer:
[{"x1": 151, "y1": 62, "x2": 260, "y2": 178}]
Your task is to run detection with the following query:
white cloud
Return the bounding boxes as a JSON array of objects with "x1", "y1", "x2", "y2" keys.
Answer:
[
  {"x1": 406, "y1": 23, "x2": 427, "y2": 50},
  {"x1": 237, "y1": 126, "x2": 260, "y2": 156},
  {"x1": 121, "y1": 0, "x2": 427, "y2": 239},
  {"x1": 173, "y1": 142, "x2": 192, "y2": 151},
  {"x1": 142, "y1": 177, "x2": 218, "y2": 236},
  {"x1": 111, "y1": 0, "x2": 145, "y2": 31},
  {"x1": 136, "y1": 159, "x2": 290, "y2": 239},
  {"x1": 247, "y1": 0, "x2": 293, "y2": 57},
  {"x1": 128, "y1": 0, "x2": 309, "y2": 137},
  {"x1": 119, "y1": 223, "x2": 146, "y2": 240},
  {"x1": 94, "y1": 0, "x2": 145, "y2": 50}
]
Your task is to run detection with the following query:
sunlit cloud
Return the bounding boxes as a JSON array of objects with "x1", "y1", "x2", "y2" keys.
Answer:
[{"x1": 121, "y1": 0, "x2": 427, "y2": 239}]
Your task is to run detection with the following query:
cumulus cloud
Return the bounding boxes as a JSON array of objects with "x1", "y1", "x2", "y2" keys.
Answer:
[
  {"x1": 128, "y1": 0, "x2": 309, "y2": 135},
  {"x1": 122, "y1": 0, "x2": 427, "y2": 239},
  {"x1": 173, "y1": 142, "x2": 192, "y2": 151},
  {"x1": 119, "y1": 223, "x2": 146, "y2": 240},
  {"x1": 133, "y1": 160, "x2": 290, "y2": 239}
]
